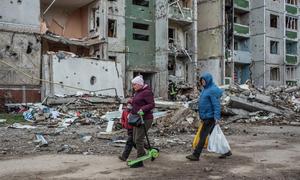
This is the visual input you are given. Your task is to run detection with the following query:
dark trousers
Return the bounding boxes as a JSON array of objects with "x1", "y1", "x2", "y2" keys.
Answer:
[
  {"x1": 133, "y1": 119, "x2": 153, "y2": 158},
  {"x1": 122, "y1": 129, "x2": 134, "y2": 159},
  {"x1": 193, "y1": 119, "x2": 215, "y2": 157}
]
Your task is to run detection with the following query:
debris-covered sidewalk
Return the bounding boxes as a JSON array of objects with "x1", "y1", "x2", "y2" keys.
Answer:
[{"x1": 0, "y1": 84, "x2": 300, "y2": 158}]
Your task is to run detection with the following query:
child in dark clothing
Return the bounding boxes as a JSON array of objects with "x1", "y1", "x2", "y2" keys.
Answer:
[{"x1": 119, "y1": 102, "x2": 134, "y2": 161}]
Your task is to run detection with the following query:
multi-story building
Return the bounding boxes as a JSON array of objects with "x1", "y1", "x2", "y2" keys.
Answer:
[
  {"x1": 251, "y1": 0, "x2": 300, "y2": 87},
  {"x1": 199, "y1": 0, "x2": 300, "y2": 87},
  {"x1": 125, "y1": 0, "x2": 197, "y2": 98},
  {"x1": 229, "y1": 0, "x2": 251, "y2": 84},
  {"x1": 167, "y1": 0, "x2": 198, "y2": 92},
  {"x1": 0, "y1": 0, "x2": 41, "y2": 108},
  {"x1": 0, "y1": 0, "x2": 198, "y2": 108}
]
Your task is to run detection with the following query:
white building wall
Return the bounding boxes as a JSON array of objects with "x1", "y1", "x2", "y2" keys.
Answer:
[
  {"x1": 47, "y1": 55, "x2": 124, "y2": 97},
  {"x1": 0, "y1": 0, "x2": 40, "y2": 33}
]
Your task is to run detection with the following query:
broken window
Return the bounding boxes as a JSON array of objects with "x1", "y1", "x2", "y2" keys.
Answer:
[
  {"x1": 286, "y1": 41, "x2": 297, "y2": 54},
  {"x1": 133, "y1": 33, "x2": 149, "y2": 41},
  {"x1": 234, "y1": 16, "x2": 237, "y2": 23},
  {"x1": 108, "y1": 19, "x2": 117, "y2": 37},
  {"x1": 286, "y1": 16, "x2": 298, "y2": 30},
  {"x1": 185, "y1": 32, "x2": 189, "y2": 49},
  {"x1": 133, "y1": 22, "x2": 149, "y2": 30},
  {"x1": 234, "y1": 41, "x2": 238, "y2": 50},
  {"x1": 286, "y1": 66, "x2": 296, "y2": 80},
  {"x1": 270, "y1": 41, "x2": 279, "y2": 54},
  {"x1": 90, "y1": 8, "x2": 99, "y2": 33},
  {"x1": 132, "y1": 0, "x2": 149, "y2": 7},
  {"x1": 270, "y1": 14, "x2": 279, "y2": 28},
  {"x1": 286, "y1": 0, "x2": 298, "y2": 5},
  {"x1": 108, "y1": 56, "x2": 116, "y2": 61},
  {"x1": 168, "y1": 28, "x2": 175, "y2": 43},
  {"x1": 270, "y1": 67, "x2": 280, "y2": 81}
]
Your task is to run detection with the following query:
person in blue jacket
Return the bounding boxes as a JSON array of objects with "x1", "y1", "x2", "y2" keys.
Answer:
[{"x1": 186, "y1": 72, "x2": 232, "y2": 161}]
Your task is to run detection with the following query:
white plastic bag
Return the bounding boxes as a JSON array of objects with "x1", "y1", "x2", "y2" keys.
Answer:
[{"x1": 207, "y1": 124, "x2": 231, "y2": 154}]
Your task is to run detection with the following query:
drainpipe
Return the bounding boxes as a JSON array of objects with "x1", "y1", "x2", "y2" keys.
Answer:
[
  {"x1": 263, "y1": 0, "x2": 266, "y2": 88},
  {"x1": 231, "y1": 0, "x2": 235, "y2": 84},
  {"x1": 193, "y1": 0, "x2": 198, "y2": 85},
  {"x1": 283, "y1": 0, "x2": 286, "y2": 85}
]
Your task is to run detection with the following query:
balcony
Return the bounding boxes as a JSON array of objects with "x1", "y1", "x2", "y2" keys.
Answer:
[
  {"x1": 233, "y1": 50, "x2": 251, "y2": 64},
  {"x1": 285, "y1": 54, "x2": 299, "y2": 65},
  {"x1": 286, "y1": 80, "x2": 298, "y2": 86},
  {"x1": 234, "y1": 23, "x2": 250, "y2": 37},
  {"x1": 286, "y1": 4, "x2": 298, "y2": 15},
  {"x1": 286, "y1": 30, "x2": 298, "y2": 40},
  {"x1": 234, "y1": 0, "x2": 250, "y2": 12},
  {"x1": 168, "y1": 5, "x2": 193, "y2": 23}
]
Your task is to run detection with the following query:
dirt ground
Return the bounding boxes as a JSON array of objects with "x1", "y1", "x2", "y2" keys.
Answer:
[{"x1": 0, "y1": 124, "x2": 300, "y2": 180}]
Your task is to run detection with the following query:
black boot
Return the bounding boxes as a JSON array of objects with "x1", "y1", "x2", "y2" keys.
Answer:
[
  {"x1": 130, "y1": 161, "x2": 144, "y2": 168},
  {"x1": 118, "y1": 155, "x2": 127, "y2": 161},
  {"x1": 186, "y1": 154, "x2": 199, "y2": 161},
  {"x1": 219, "y1": 151, "x2": 232, "y2": 159}
]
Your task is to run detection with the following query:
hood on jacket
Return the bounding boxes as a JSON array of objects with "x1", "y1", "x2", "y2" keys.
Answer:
[{"x1": 200, "y1": 72, "x2": 214, "y2": 89}]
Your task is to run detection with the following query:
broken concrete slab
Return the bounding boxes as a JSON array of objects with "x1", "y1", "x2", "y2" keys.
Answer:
[
  {"x1": 254, "y1": 94, "x2": 273, "y2": 106},
  {"x1": 226, "y1": 108, "x2": 250, "y2": 116},
  {"x1": 101, "y1": 111, "x2": 121, "y2": 121},
  {"x1": 44, "y1": 96, "x2": 122, "y2": 106},
  {"x1": 228, "y1": 96, "x2": 290, "y2": 117},
  {"x1": 224, "y1": 115, "x2": 250, "y2": 125},
  {"x1": 8, "y1": 123, "x2": 36, "y2": 129},
  {"x1": 284, "y1": 86, "x2": 300, "y2": 93},
  {"x1": 155, "y1": 100, "x2": 184, "y2": 110},
  {"x1": 105, "y1": 121, "x2": 115, "y2": 133}
]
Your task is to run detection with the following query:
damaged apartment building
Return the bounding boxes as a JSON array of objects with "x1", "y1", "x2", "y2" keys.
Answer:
[
  {"x1": 0, "y1": 0, "x2": 42, "y2": 109},
  {"x1": 198, "y1": 0, "x2": 300, "y2": 87},
  {"x1": 124, "y1": 0, "x2": 197, "y2": 99},
  {"x1": 0, "y1": 0, "x2": 198, "y2": 107}
]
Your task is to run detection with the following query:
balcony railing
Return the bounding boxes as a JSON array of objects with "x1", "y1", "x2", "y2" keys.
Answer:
[
  {"x1": 286, "y1": 30, "x2": 298, "y2": 39},
  {"x1": 234, "y1": 23, "x2": 250, "y2": 37},
  {"x1": 233, "y1": 50, "x2": 251, "y2": 64},
  {"x1": 286, "y1": 4, "x2": 298, "y2": 15},
  {"x1": 285, "y1": 54, "x2": 299, "y2": 65},
  {"x1": 234, "y1": 0, "x2": 250, "y2": 11},
  {"x1": 286, "y1": 80, "x2": 298, "y2": 86},
  {"x1": 168, "y1": 6, "x2": 193, "y2": 23}
]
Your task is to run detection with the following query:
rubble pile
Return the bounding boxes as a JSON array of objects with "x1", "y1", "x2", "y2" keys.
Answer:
[
  {"x1": 8, "y1": 96, "x2": 120, "y2": 131},
  {"x1": 221, "y1": 84, "x2": 300, "y2": 126},
  {"x1": 155, "y1": 108, "x2": 199, "y2": 136}
]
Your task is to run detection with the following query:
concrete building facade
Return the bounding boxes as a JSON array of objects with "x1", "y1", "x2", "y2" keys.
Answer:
[
  {"x1": 251, "y1": 0, "x2": 300, "y2": 87},
  {"x1": 0, "y1": 0, "x2": 41, "y2": 108},
  {"x1": 198, "y1": 0, "x2": 300, "y2": 87},
  {"x1": 125, "y1": 0, "x2": 197, "y2": 98},
  {"x1": 0, "y1": 0, "x2": 198, "y2": 108}
]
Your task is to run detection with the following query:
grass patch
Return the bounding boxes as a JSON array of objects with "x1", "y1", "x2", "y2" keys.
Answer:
[{"x1": 0, "y1": 113, "x2": 25, "y2": 125}]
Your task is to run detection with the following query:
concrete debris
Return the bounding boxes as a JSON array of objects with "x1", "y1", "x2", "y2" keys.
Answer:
[
  {"x1": 220, "y1": 84, "x2": 300, "y2": 125},
  {"x1": 155, "y1": 108, "x2": 199, "y2": 135},
  {"x1": 105, "y1": 121, "x2": 114, "y2": 133},
  {"x1": 81, "y1": 135, "x2": 92, "y2": 143},
  {"x1": 8, "y1": 123, "x2": 36, "y2": 129},
  {"x1": 284, "y1": 86, "x2": 300, "y2": 93},
  {"x1": 35, "y1": 134, "x2": 48, "y2": 147},
  {"x1": 101, "y1": 111, "x2": 121, "y2": 121},
  {"x1": 253, "y1": 94, "x2": 273, "y2": 106},
  {"x1": 228, "y1": 96, "x2": 285, "y2": 115}
]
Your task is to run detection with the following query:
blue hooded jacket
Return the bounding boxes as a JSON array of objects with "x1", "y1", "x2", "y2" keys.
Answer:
[{"x1": 198, "y1": 72, "x2": 223, "y2": 121}]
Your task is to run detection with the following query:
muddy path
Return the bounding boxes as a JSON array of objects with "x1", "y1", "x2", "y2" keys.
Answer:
[{"x1": 0, "y1": 125, "x2": 299, "y2": 179}]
